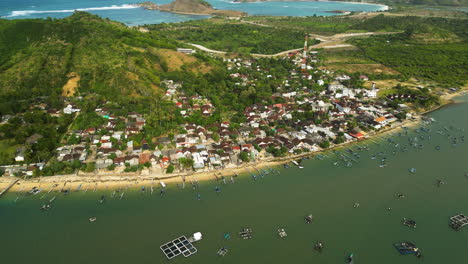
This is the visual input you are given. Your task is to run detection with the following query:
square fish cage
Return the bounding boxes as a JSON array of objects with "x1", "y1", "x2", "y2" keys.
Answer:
[{"x1": 160, "y1": 236, "x2": 198, "y2": 259}]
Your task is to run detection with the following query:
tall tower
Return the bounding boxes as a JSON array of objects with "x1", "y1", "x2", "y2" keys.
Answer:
[{"x1": 301, "y1": 35, "x2": 308, "y2": 71}]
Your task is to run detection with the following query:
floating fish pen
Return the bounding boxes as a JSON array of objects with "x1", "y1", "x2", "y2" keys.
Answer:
[
  {"x1": 449, "y1": 213, "x2": 468, "y2": 231},
  {"x1": 394, "y1": 241, "x2": 421, "y2": 257},
  {"x1": 402, "y1": 218, "x2": 417, "y2": 228},
  {"x1": 277, "y1": 228, "x2": 287, "y2": 238},
  {"x1": 160, "y1": 236, "x2": 198, "y2": 259},
  {"x1": 239, "y1": 228, "x2": 253, "y2": 239},
  {"x1": 217, "y1": 247, "x2": 228, "y2": 257}
]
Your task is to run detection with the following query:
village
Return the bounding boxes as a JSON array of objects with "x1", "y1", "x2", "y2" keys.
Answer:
[{"x1": 0, "y1": 47, "x2": 419, "y2": 179}]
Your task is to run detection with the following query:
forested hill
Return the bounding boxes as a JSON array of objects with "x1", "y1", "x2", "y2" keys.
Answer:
[{"x1": 0, "y1": 12, "x2": 215, "y2": 114}]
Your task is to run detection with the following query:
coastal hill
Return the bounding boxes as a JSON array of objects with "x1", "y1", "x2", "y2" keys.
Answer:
[
  {"x1": 138, "y1": 0, "x2": 247, "y2": 17},
  {"x1": 0, "y1": 11, "x2": 216, "y2": 110}
]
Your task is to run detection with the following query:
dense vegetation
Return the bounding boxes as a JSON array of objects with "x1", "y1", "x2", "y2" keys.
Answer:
[
  {"x1": 0, "y1": 12, "x2": 184, "y2": 115},
  {"x1": 351, "y1": 16, "x2": 468, "y2": 86},
  {"x1": 148, "y1": 21, "x2": 310, "y2": 54}
]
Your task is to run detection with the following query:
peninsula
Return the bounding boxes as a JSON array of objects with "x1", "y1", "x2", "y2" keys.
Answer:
[{"x1": 137, "y1": 0, "x2": 247, "y2": 17}]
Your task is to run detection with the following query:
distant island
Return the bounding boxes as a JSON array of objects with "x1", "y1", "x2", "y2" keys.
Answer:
[{"x1": 137, "y1": 0, "x2": 247, "y2": 17}]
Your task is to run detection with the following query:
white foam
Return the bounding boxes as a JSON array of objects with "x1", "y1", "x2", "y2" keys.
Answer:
[{"x1": 7, "y1": 4, "x2": 139, "y2": 18}]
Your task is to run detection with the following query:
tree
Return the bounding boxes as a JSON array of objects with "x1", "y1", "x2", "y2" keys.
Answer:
[
  {"x1": 166, "y1": 164, "x2": 174, "y2": 173},
  {"x1": 239, "y1": 151, "x2": 250, "y2": 162},
  {"x1": 212, "y1": 132, "x2": 220, "y2": 142},
  {"x1": 319, "y1": 140, "x2": 330, "y2": 149}
]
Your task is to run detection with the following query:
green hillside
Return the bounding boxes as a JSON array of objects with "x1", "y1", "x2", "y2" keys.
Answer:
[{"x1": 0, "y1": 12, "x2": 212, "y2": 115}]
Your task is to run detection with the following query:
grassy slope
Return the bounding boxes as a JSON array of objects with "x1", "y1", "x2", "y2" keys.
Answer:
[
  {"x1": 148, "y1": 20, "x2": 309, "y2": 54},
  {"x1": 0, "y1": 12, "x2": 213, "y2": 111}
]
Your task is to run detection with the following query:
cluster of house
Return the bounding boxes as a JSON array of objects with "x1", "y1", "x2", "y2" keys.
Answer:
[
  {"x1": 162, "y1": 80, "x2": 215, "y2": 118},
  {"x1": 3, "y1": 50, "x2": 411, "y2": 177}
]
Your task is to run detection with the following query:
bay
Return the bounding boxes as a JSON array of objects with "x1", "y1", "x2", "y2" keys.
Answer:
[{"x1": 0, "y1": 0, "x2": 386, "y2": 26}]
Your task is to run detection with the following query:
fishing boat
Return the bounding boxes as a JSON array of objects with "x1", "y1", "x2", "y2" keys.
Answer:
[
  {"x1": 89, "y1": 217, "x2": 97, "y2": 222},
  {"x1": 40, "y1": 204, "x2": 51, "y2": 211},
  {"x1": 436, "y1": 179, "x2": 445, "y2": 187},
  {"x1": 217, "y1": 247, "x2": 228, "y2": 257},
  {"x1": 28, "y1": 187, "x2": 41, "y2": 195},
  {"x1": 292, "y1": 160, "x2": 304, "y2": 169},
  {"x1": 402, "y1": 218, "x2": 417, "y2": 228},
  {"x1": 314, "y1": 241, "x2": 323, "y2": 252},
  {"x1": 394, "y1": 242, "x2": 422, "y2": 257},
  {"x1": 305, "y1": 214, "x2": 313, "y2": 224},
  {"x1": 99, "y1": 195, "x2": 106, "y2": 204},
  {"x1": 346, "y1": 253, "x2": 354, "y2": 264},
  {"x1": 277, "y1": 228, "x2": 287, "y2": 238}
]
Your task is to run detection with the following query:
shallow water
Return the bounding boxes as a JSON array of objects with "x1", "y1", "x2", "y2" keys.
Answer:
[
  {"x1": 1, "y1": 95, "x2": 468, "y2": 264},
  {"x1": 0, "y1": 0, "x2": 386, "y2": 26}
]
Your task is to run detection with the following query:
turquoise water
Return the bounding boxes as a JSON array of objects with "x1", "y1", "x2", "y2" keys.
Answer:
[
  {"x1": 0, "y1": 0, "x2": 386, "y2": 26},
  {"x1": 1, "y1": 95, "x2": 467, "y2": 264}
]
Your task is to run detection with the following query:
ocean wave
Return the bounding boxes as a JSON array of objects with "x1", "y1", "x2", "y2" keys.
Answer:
[{"x1": 7, "y1": 4, "x2": 139, "y2": 18}]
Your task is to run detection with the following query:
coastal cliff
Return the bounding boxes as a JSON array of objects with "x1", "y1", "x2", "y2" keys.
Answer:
[{"x1": 137, "y1": 0, "x2": 247, "y2": 17}]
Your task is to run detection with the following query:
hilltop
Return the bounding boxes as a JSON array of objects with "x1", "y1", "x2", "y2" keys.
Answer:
[{"x1": 138, "y1": 0, "x2": 247, "y2": 17}]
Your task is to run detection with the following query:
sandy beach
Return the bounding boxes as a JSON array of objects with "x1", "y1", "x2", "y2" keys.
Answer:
[{"x1": 0, "y1": 90, "x2": 465, "y2": 194}]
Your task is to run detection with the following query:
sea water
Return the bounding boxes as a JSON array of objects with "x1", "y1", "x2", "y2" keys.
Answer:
[
  {"x1": 1, "y1": 95, "x2": 467, "y2": 264},
  {"x1": 0, "y1": 0, "x2": 387, "y2": 26}
]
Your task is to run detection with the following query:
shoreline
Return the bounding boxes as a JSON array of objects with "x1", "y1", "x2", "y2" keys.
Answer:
[{"x1": 2, "y1": 90, "x2": 463, "y2": 194}]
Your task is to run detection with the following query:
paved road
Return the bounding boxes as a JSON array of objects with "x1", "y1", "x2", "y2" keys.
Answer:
[{"x1": 188, "y1": 31, "x2": 399, "y2": 57}]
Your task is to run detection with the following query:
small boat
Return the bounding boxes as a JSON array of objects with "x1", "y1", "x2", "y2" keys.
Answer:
[
  {"x1": 283, "y1": 163, "x2": 290, "y2": 169},
  {"x1": 402, "y1": 218, "x2": 417, "y2": 228},
  {"x1": 215, "y1": 186, "x2": 220, "y2": 193},
  {"x1": 40, "y1": 204, "x2": 51, "y2": 211},
  {"x1": 99, "y1": 195, "x2": 106, "y2": 204},
  {"x1": 120, "y1": 192, "x2": 125, "y2": 200},
  {"x1": 141, "y1": 186, "x2": 146, "y2": 192},
  {"x1": 314, "y1": 241, "x2": 324, "y2": 252},
  {"x1": 436, "y1": 179, "x2": 445, "y2": 187},
  {"x1": 76, "y1": 184, "x2": 82, "y2": 192},
  {"x1": 395, "y1": 193, "x2": 406, "y2": 199},
  {"x1": 305, "y1": 214, "x2": 313, "y2": 224},
  {"x1": 230, "y1": 176, "x2": 235, "y2": 184},
  {"x1": 223, "y1": 233, "x2": 231, "y2": 240},
  {"x1": 394, "y1": 241, "x2": 422, "y2": 257},
  {"x1": 111, "y1": 190, "x2": 116, "y2": 198},
  {"x1": 89, "y1": 217, "x2": 97, "y2": 222},
  {"x1": 353, "y1": 202, "x2": 360, "y2": 208},
  {"x1": 346, "y1": 253, "x2": 354, "y2": 264},
  {"x1": 150, "y1": 186, "x2": 154, "y2": 195},
  {"x1": 409, "y1": 168, "x2": 416, "y2": 173},
  {"x1": 217, "y1": 247, "x2": 228, "y2": 257},
  {"x1": 277, "y1": 228, "x2": 287, "y2": 238},
  {"x1": 197, "y1": 193, "x2": 201, "y2": 200},
  {"x1": 49, "y1": 196, "x2": 56, "y2": 203}
]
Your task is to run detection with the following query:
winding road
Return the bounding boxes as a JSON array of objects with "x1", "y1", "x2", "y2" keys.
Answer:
[{"x1": 188, "y1": 31, "x2": 399, "y2": 58}]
